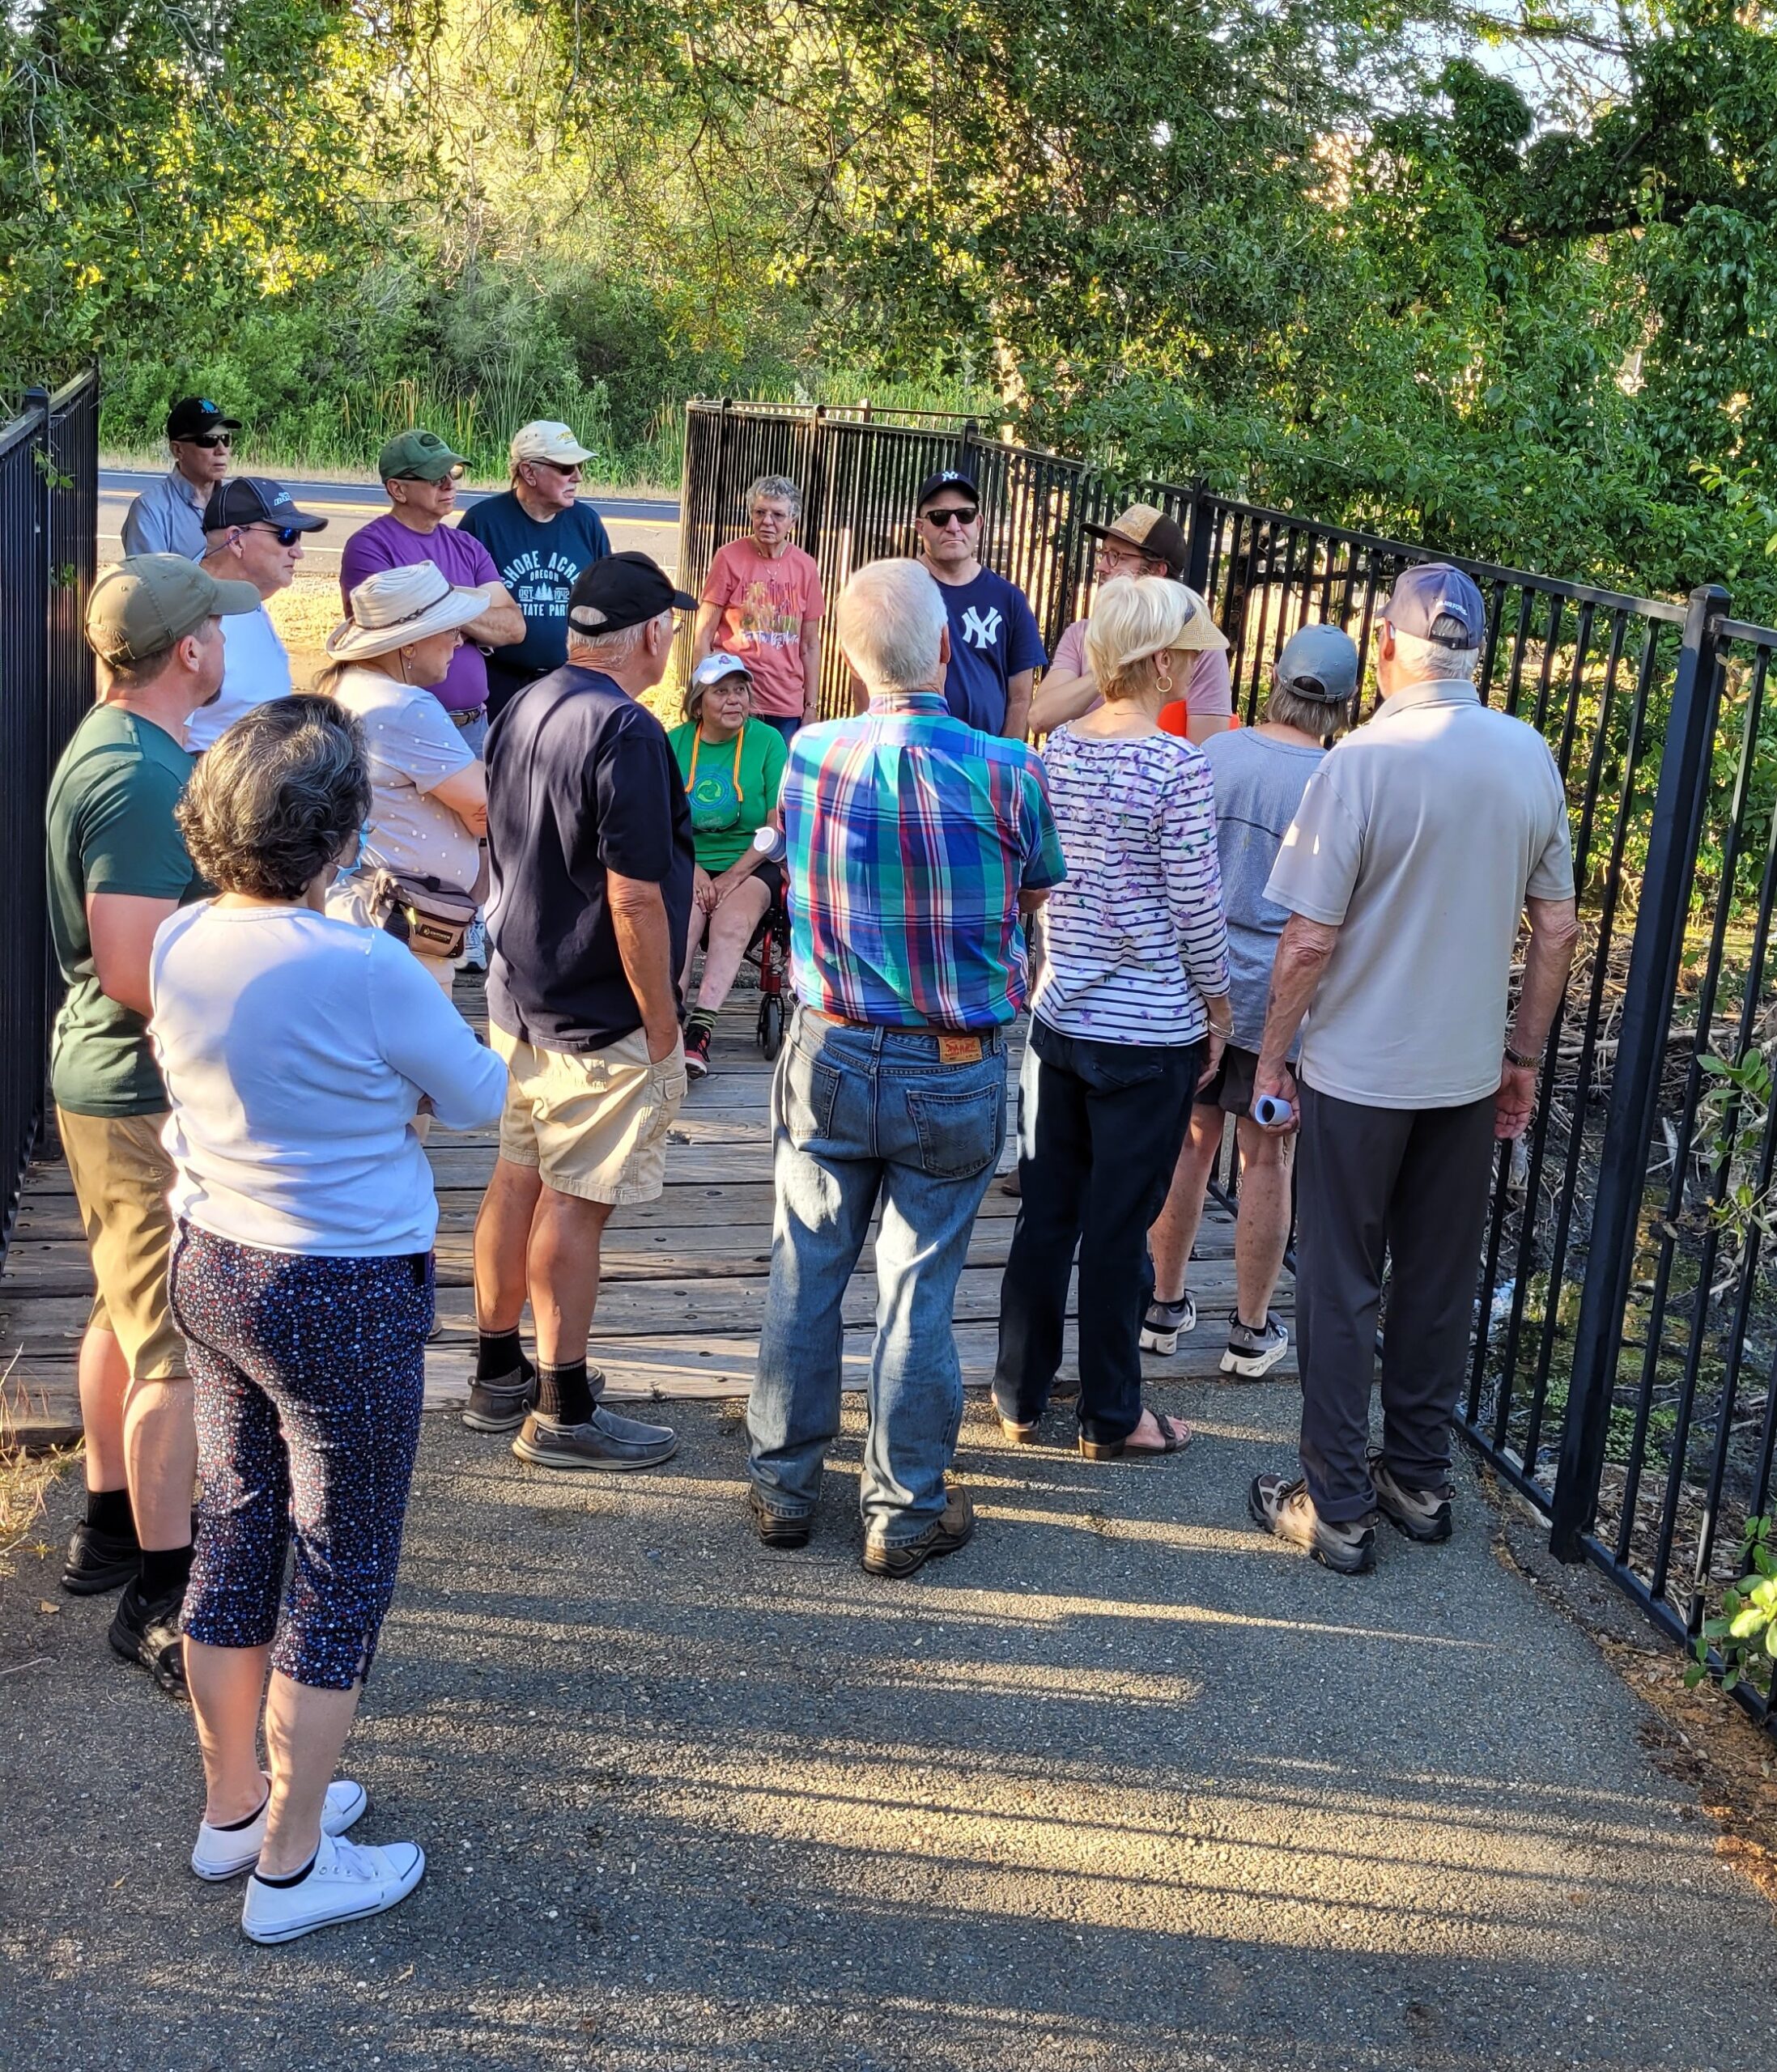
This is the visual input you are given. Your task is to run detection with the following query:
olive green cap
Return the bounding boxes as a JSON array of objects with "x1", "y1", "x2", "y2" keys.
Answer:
[
  {"x1": 85, "y1": 554, "x2": 260, "y2": 668},
  {"x1": 377, "y1": 428, "x2": 468, "y2": 482}
]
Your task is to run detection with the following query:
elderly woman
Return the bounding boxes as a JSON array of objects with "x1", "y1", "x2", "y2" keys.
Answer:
[
  {"x1": 320, "y1": 563, "x2": 491, "y2": 995},
  {"x1": 691, "y1": 473, "x2": 826, "y2": 743},
  {"x1": 154, "y1": 698, "x2": 506, "y2": 1944},
  {"x1": 993, "y1": 576, "x2": 1234, "y2": 1460},
  {"x1": 667, "y1": 652, "x2": 789, "y2": 1078}
]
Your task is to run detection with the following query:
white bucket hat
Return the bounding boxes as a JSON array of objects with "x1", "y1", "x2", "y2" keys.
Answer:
[{"x1": 326, "y1": 563, "x2": 487, "y2": 663}]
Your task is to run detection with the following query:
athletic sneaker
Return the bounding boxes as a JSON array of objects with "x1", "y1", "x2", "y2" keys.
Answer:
[
  {"x1": 1247, "y1": 1472, "x2": 1375, "y2": 1574},
  {"x1": 1368, "y1": 1450, "x2": 1455, "y2": 1543},
  {"x1": 1139, "y1": 1293, "x2": 1196, "y2": 1356},
  {"x1": 461, "y1": 1350, "x2": 544, "y2": 1433},
  {"x1": 62, "y1": 1519, "x2": 140, "y2": 1595},
  {"x1": 108, "y1": 1579, "x2": 187, "y2": 1695},
  {"x1": 192, "y1": 1778, "x2": 368, "y2": 1881},
  {"x1": 512, "y1": 1404, "x2": 679, "y2": 1471},
  {"x1": 240, "y1": 1832, "x2": 425, "y2": 1946},
  {"x1": 683, "y1": 1023, "x2": 712, "y2": 1080},
  {"x1": 1221, "y1": 1310, "x2": 1290, "y2": 1378}
]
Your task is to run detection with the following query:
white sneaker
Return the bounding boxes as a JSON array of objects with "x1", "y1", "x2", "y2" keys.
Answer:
[
  {"x1": 240, "y1": 1831, "x2": 425, "y2": 1944},
  {"x1": 191, "y1": 1777, "x2": 368, "y2": 1881}
]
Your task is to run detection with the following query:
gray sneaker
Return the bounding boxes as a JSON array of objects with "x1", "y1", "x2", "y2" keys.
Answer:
[
  {"x1": 1368, "y1": 1450, "x2": 1454, "y2": 1543},
  {"x1": 462, "y1": 1353, "x2": 552, "y2": 1434},
  {"x1": 1139, "y1": 1292, "x2": 1196, "y2": 1355},
  {"x1": 511, "y1": 1403, "x2": 678, "y2": 1472},
  {"x1": 1248, "y1": 1472, "x2": 1375, "y2": 1573},
  {"x1": 1221, "y1": 1310, "x2": 1289, "y2": 1378}
]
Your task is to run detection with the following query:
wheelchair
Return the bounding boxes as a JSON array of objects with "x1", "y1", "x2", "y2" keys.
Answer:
[{"x1": 749, "y1": 898, "x2": 792, "y2": 1059}]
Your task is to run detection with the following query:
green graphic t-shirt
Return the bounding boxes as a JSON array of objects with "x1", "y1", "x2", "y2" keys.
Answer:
[
  {"x1": 666, "y1": 718, "x2": 788, "y2": 871},
  {"x1": 45, "y1": 704, "x2": 206, "y2": 1117}
]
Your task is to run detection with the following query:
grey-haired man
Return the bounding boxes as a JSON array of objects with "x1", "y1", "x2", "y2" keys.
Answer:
[{"x1": 1248, "y1": 565, "x2": 1581, "y2": 1573}]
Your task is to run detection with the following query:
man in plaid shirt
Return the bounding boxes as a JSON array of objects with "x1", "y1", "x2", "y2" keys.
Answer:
[{"x1": 746, "y1": 558, "x2": 1065, "y2": 1577}]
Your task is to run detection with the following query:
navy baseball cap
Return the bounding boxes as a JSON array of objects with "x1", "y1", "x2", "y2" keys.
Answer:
[
  {"x1": 202, "y1": 477, "x2": 328, "y2": 534},
  {"x1": 1274, "y1": 622, "x2": 1360, "y2": 703},
  {"x1": 915, "y1": 469, "x2": 981, "y2": 512},
  {"x1": 1379, "y1": 563, "x2": 1487, "y2": 648}
]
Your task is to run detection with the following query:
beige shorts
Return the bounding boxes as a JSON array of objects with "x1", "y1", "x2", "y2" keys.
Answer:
[
  {"x1": 55, "y1": 1107, "x2": 188, "y2": 1382},
  {"x1": 491, "y1": 1025, "x2": 687, "y2": 1206}
]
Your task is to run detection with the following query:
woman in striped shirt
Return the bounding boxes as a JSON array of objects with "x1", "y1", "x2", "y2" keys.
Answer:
[{"x1": 993, "y1": 577, "x2": 1233, "y2": 1459}]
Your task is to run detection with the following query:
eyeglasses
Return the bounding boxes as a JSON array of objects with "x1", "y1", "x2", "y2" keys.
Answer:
[
  {"x1": 180, "y1": 433, "x2": 232, "y2": 450},
  {"x1": 534, "y1": 461, "x2": 581, "y2": 477},
  {"x1": 921, "y1": 505, "x2": 978, "y2": 529},
  {"x1": 247, "y1": 523, "x2": 305, "y2": 547}
]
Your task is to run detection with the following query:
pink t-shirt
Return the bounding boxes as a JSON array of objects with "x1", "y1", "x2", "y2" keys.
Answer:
[
  {"x1": 1050, "y1": 616, "x2": 1233, "y2": 720},
  {"x1": 702, "y1": 541, "x2": 825, "y2": 717}
]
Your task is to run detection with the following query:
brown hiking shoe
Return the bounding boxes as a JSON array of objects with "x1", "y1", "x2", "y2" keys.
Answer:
[
  {"x1": 1367, "y1": 1451, "x2": 1453, "y2": 1543},
  {"x1": 1248, "y1": 1472, "x2": 1375, "y2": 1574},
  {"x1": 861, "y1": 1487, "x2": 975, "y2": 1579}
]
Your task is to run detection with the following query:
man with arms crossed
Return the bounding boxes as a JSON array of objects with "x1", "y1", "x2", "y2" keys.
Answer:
[
  {"x1": 1247, "y1": 565, "x2": 1581, "y2": 1573},
  {"x1": 746, "y1": 558, "x2": 1065, "y2": 1576},
  {"x1": 49, "y1": 555, "x2": 260, "y2": 1687},
  {"x1": 467, "y1": 554, "x2": 695, "y2": 1470}
]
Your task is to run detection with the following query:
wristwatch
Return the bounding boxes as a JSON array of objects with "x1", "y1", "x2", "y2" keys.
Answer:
[{"x1": 1503, "y1": 1043, "x2": 1541, "y2": 1069}]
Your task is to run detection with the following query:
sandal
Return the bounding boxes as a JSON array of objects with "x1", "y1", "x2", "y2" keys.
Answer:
[{"x1": 1079, "y1": 1404, "x2": 1193, "y2": 1462}]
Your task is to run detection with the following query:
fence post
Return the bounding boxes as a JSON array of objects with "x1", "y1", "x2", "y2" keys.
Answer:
[
  {"x1": 1182, "y1": 479, "x2": 1212, "y2": 597},
  {"x1": 1548, "y1": 582, "x2": 1729, "y2": 1560},
  {"x1": 802, "y1": 402, "x2": 827, "y2": 560}
]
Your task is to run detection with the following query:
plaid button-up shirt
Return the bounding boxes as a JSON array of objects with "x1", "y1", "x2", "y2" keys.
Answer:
[{"x1": 780, "y1": 693, "x2": 1066, "y2": 1030}]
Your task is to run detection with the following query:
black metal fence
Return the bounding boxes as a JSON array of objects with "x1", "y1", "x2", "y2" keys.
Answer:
[
  {"x1": 1, "y1": 373, "x2": 100, "y2": 1259},
  {"x1": 682, "y1": 400, "x2": 1777, "y2": 1705}
]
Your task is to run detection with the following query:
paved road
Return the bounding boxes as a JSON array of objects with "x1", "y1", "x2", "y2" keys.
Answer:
[
  {"x1": 3, "y1": 1380, "x2": 1771, "y2": 2071},
  {"x1": 100, "y1": 470, "x2": 681, "y2": 582}
]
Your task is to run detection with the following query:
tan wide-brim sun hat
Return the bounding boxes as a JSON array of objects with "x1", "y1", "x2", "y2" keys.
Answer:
[{"x1": 326, "y1": 562, "x2": 487, "y2": 663}]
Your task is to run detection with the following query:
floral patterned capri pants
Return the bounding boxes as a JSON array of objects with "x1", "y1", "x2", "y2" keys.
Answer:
[{"x1": 170, "y1": 1224, "x2": 434, "y2": 1690}]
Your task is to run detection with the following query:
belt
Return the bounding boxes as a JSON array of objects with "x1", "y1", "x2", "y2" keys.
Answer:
[
  {"x1": 447, "y1": 704, "x2": 487, "y2": 728},
  {"x1": 802, "y1": 1004, "x2": 997, "y2": 1045}
]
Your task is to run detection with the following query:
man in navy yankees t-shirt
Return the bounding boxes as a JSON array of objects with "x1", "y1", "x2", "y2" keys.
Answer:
[{"x1": 912, "y1": 469, "x2": 1046, "y2": 737}]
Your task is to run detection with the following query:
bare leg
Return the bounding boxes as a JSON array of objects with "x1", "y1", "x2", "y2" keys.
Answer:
[
  {"x1": 77, "y1": 1324, "x2": 128, "y2": 1497},
  {"x1": 125, "y1": 1375, "x2": 196, "y2": 1550},
  {"x1": 696, "y1": 881, "x2": 772, "y2": 1012},
  {"x1": 527, "y1": 1191, "x2": 614, "y2": 1366},
  {"x1": 185, "y1": 1638, "x2": 273, "y2": 1826},
  {"x1": 259, "y1": 1674, "x2": 363, "y2": 1875},
  {"x1": 1147, "y1": 1106, "x2": 1222, "y2": 1305},
  {"x1": 680, "y1": 902, "x2": 709, "y2": 999},
  {"x1": 1231, "y1": 1116, "x2": 1294, "y2": 1329},
  {"x1": 474, "y1": 1156, "x2": 542, "y2": 1333}
]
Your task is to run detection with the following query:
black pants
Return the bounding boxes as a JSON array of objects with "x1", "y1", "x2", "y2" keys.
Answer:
[
  {"x1": 1294, "y1": 1079, "x2": 1497, "y2": 1522},
  {"x1": 993, "y1": 1022, "x2": 1203, "y2": 1445}
]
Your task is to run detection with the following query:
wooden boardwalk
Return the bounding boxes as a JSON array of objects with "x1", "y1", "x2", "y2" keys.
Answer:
[{"x1": 1, "y1": 981, "x2": 1293, "y2": 1448}]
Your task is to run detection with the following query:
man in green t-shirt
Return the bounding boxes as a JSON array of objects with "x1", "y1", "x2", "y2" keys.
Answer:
[{"x1": 48, "y1": 554, "x2": 257, "y2": 1692}]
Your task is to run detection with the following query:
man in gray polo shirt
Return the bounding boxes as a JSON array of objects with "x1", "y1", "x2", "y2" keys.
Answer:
[
  {"x1": 1246, "y1": 564, "x2": 1581, "y2": 1573},
  {"x1": 121, "y1": 397, "x2": 240, "y2": 559}
]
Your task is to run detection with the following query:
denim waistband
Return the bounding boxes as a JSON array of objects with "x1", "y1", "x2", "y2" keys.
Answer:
[{"x1": 795, "y1": 1003, "x2": 1003, "y2": 1059}]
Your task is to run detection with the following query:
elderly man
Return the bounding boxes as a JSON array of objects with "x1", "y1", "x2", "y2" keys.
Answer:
[
  {"x1": 746, "y1": 558, "x2": 1065, "y2": 1576},
  {"x1": 1030, "y1": 503, "x2": 1234, "y2": 745},
  {"x1": 338, "y1": 430, "x2": 525, "y2": 756},
  {"x1": 457, "y1": 420, "x2": 613, "y2": 719},
  {"x1": 47, "y1": 555, "x2": 260, "y2": 1688},
  {"x1": 1247, "y1": 564, "x2": 1581, "y2": 1573},
  {"x1": 121, "y1": 397, "x2": 239, "y2": 560},
  {"x1": 189, "y1": 478, "x2": 328, "y2": 751},
  {"x1": 468, "y1": 553, "x2": 696, "y2": 1472},
  {"x1": 913, "y1": 469, "x2": 1045, "y2": 739}
]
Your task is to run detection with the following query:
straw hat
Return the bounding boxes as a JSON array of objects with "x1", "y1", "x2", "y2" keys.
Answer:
[{"x1": 326, "y1": 563, "x2": 487, "y2": 663}]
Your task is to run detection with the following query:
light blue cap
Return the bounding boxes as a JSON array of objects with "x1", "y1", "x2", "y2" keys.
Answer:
[{"x1": 1274, "y1": 622, "x2": 1360, "y2": 703}]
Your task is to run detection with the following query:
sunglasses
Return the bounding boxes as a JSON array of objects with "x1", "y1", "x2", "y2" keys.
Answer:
[
  {"x1": 181, "y1": 432, "x2": 232, "y2": 450},
  {"x1": 921, "y1": 505, "x2": 978, "y2": 529},
  {"x1": 246, "y1": 523, "x2": 305, "y2": 547},
  {"x1": 533, "y1": 460, "x2": 581, "y2": 477},
  {"x1": 395, "y1": 467, "x2": 463, "y2": 485}
]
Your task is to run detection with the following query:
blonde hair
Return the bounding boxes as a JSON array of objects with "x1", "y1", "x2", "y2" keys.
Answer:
[{"x1": 1085, "y1": 576, "x2": 1197, "y2": 703}]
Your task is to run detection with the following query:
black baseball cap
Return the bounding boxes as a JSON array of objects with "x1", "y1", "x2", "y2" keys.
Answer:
[
  {"x1": 202, "y1": 477, "x2": 328, "y2": 534},
  {"x1": 167, "y1": 396, "x2": 241, "y2": 441},
  {"x1": 567, "y1": 552, "x2": 696, "y2": 637},
  {"x1": 915, "y1": 469, "x2": 981, "y2": 513}
]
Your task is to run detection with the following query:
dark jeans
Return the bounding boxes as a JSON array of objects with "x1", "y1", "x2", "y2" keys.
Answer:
[
  {"x1": 1294, "y1": 1079, "x2": 1497, "y2": 1522},
  {"x1": 993, "y1": 1021, "x2": 1203, "y2": 1445}
]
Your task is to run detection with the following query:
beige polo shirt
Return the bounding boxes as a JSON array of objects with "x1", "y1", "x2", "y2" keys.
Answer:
[{"x1": 1265, "y1": 677, "x2": 1574, "y2": 1110}]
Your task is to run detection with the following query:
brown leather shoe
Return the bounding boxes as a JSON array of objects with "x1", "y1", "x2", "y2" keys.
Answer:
[{"x1": 861, "y1": 1487, "x2": 975, "y2": 1579}]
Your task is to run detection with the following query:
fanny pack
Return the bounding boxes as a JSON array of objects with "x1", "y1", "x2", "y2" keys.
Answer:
[{"x1": 369, "y1": 847, "x2": 488, "y2": 962}]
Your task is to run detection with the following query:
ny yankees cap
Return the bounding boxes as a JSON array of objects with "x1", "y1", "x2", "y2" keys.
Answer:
[
  {"x1": 202, "y1": 477, "x2": 328, "y2": 534},
  {"x1": 1379, "y1": 563, "x2": 1487, "y2": 648},
  {"x1": 567, "y1": 551, "x2": 696, "y2": 637},
  {"x1": 915, "y1": 469, "x2": 981, "y2": 512}
]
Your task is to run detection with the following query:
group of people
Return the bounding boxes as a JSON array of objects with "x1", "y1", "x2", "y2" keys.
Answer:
[{"x1": 40, "y1": 400, "x2": 1581, "y2": 1945}]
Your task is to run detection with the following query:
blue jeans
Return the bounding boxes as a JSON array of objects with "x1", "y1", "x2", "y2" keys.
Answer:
[
  {"x1": 746, "y1": 1007, "x2": 1006, "y2": 1539},
  {"x1": 758, "y1": 714, "x2": 801, "y2": 747}
]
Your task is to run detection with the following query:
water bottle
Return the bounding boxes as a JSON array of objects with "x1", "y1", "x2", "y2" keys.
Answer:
[
  {"x1": 1252, "y1": 1093, "x2": 1294, "y2": 1127},
  {"x1": 752, "y1": 825, "x2": 787, "y2": 864}
]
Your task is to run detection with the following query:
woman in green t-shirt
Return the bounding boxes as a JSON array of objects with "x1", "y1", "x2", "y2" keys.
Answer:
[{"x1": 667, "y1": 653, "x2": 789, "y2": 1079}]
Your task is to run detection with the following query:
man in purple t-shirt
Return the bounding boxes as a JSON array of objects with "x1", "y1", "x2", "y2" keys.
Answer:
[{"x1": 338, "y1": 429, "x2": 525, "y2": 755}]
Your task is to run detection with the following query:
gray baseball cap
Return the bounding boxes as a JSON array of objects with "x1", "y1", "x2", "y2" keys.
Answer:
[
  {"x1": 1274, "y1": 622, "x2": 1360, "y2": 703},
  {"x1": 1379, "y1": 563, "x2": 1487, "y2": 648}
]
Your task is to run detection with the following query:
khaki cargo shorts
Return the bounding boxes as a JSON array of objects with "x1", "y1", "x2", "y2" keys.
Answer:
[
  {"x1": 56, "y1": 1107, "x2": 188, "y2": 1382},
  {"x1": 491, "y1": 1025, "x2": 687, "y2": 1207}
]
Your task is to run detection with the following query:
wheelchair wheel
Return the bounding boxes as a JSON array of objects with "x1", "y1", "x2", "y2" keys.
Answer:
[{"x1": 757, "y1": 994, "x2": 785, "y2": 1059}]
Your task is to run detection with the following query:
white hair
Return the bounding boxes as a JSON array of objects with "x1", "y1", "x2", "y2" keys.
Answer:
[
  {"x1": 1388, "y1": 626, "x2": 1479, "y2": 681},
  {"x1": 837, "y1": 559, "x2": 948, "y2": 692},
  {"x1": 568, "y1": 620, "x2": 646, "y2": 669},
  {"x1": 746, "y1": 473, "x2": 802, "y2": 520}
]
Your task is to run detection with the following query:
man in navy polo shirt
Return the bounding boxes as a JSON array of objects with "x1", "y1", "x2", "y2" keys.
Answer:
[{"x1": 912, "y1": 469, "x2": 1046, "y2": 739}]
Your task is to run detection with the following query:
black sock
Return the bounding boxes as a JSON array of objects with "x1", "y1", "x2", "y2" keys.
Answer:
[
  {"x1": 476, "y1": 1326, "x2": 525, "y2": 1382},
  {"x1": 538, "y1": 1358, "x2": 593, "y2": 1424},
  {"x1": 139, "y1": 1542, "x2": 194, "y2": 1601},
  {"x1": 86, "y1": 1487, "x2": 136, "y2": 1540},
  {"x1": 211, "y1": 1789, "x2": 271, "y2": 1832},
  {"x1": 254, "y1": 1850, "x2": 317, "y2": 1888}
]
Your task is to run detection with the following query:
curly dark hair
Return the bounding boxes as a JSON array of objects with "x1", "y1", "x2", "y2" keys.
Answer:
[{"x1": 177, "y1": 696, "x2": 371, "y2": 901}]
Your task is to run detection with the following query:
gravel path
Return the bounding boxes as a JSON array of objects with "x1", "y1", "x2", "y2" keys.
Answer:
[{"x1": 3, "y1": 1381, "x2": 1772, "y2": 2071}]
